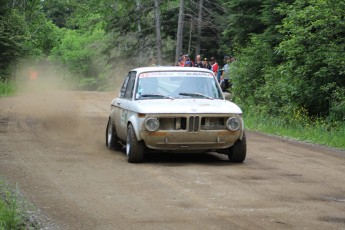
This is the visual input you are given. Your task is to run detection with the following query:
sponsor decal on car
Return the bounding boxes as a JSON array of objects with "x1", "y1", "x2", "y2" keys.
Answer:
[{"x1": 139, "y1": 72, "x2": 213, "y2": 78}]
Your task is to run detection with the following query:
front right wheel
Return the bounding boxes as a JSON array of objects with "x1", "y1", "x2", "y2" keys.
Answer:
[
  {"x1": 126, "y1": 124, "x2": 144, "y2": 163},
  {"x1": 228, "y1": 132, "x2": 247, "y2": 163}
]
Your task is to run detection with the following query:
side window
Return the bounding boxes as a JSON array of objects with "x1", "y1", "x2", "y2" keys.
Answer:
[
  {"x1": 120, "y1": 74, "x2": 130, "y2": 98},
  {"x1": 124, "y1": 71, "x2": 136, "y2": 100}
]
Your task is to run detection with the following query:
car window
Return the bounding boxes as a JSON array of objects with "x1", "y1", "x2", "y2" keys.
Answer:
[
  {"x1": 119, "y1": 74, "x2": 130, "y2": 98},
  {"x1": 124, "y1": 71, "x2": 136, "y2": 100}
]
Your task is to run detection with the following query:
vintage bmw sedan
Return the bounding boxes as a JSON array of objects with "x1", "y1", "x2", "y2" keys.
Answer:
[{"x1": 106, "y1": 66, "x2": 246, "y2": 163}]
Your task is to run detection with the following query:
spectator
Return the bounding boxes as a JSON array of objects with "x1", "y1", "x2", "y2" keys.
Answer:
[
  {"x1": 194, "y1": 55, "x2": 203, "y2": 68},
  {"x1": 202, "y1": 58, "x2": 211, "y2": 70},
  {"x1": 220, "y1": 56, "x2": 231, "y2": 91},
  {"x1": 185, "y1": 60, "x2": 192, "y2": 67},
  {"x1": 220, "y1": 56, "x2": 230, "y2": 92},
  {"x1": 184, "y1": 54, "x2": 194, "y2": 66},
  {"x1": 210, "y1": 57, "x2": 219, "y2": 80},
  {"x1": 177, "y1": 57, "x2": 184, "y2": 66}
]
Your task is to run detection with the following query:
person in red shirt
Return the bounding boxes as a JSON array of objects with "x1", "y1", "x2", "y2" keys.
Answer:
[{"x1": 210, "y1": 57, "x2": 219, "y2": 80}]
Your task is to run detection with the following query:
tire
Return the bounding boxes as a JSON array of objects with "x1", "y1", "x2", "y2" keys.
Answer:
[
  {"x1": 228, "y1": 132, "x2": 247, "y2": 163},
  {"x1": 126, "y1": 124, "x2": 144, "y2": 163},
  {"x1": 106, "y1": 119, "x2": 122, "y2": 150}
]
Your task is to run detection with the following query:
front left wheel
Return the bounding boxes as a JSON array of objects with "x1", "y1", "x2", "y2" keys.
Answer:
[
  {"x1": 126, "y1": 124, "x2": 144, "y2": 163},
  {"x1": 228, "y1": 132, "x2": 247, "y2": 163}
]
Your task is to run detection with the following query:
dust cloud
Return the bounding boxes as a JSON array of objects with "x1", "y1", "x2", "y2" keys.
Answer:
[
  {"x1": 7, "y1": 61, "x2": 101, "y2": 147},
  {"x1": 3, "y1": 59, "x2": 125, "y2": 152},
  {"x1": 12, "y1": 60, "x2": 79, "y2": 121}
]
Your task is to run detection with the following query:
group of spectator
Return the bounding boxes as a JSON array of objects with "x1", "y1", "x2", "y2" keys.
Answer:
[{"x1": 177, "y1": 53, "x2": 236, "y2": 92}]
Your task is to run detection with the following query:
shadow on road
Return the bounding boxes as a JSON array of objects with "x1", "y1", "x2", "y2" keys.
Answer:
[{"x1": 145, "y1": 153, "x2": 233, "y2": 166}]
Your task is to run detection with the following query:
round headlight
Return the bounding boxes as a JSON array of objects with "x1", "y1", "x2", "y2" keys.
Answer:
[
  {"x1": 144, "y1": 117, "x2": 160, "y2": 132},
  {"x1": 226, "y1": 117, "x2": 240, "y2": 131}
]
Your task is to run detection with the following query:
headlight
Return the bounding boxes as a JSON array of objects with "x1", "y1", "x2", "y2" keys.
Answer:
[
  {"x1": 226, "y1": 117, "x2": 240, "y2": 131},
  {"x1": 144, "y1": 117, "x2": 160, "y2": 131}
]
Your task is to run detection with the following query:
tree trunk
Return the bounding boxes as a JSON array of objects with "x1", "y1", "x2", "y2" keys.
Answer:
[
  {"x1": 154, "y1": 0, "x2": 163, "y2": 65},
  {"x1": 188, "y1": 18, "x2": 192, "y2": 55},
  {"x1": 136, "y1": 0, "x2": 144, "y2": 64},
  {"x1": 175, "y1": 0, "x2": 185, "y2": 64},
  {"x1": 136, "y1": 0, "x2": 142, "y2": 32},
  {"x1": 195, "y1": 0, "x2": 203, "y2": 57}
]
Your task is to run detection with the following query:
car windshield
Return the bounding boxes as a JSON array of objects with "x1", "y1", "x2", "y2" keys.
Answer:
[{"x1": 135, "y1": 71, "x2": 223, "y2": 100}]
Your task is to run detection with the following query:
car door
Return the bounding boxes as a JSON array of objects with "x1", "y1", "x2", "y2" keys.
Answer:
[{"x1": 114, "y1": 71, "x2": 137, "y2": 140}]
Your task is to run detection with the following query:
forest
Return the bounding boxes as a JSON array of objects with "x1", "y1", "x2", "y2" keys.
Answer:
[{"x1": 0, "y1": 0, "x2": 344, "y2": 126}]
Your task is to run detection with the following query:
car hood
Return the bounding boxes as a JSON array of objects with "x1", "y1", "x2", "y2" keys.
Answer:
[{"x1": 129, "y1": 99, "x2": 243, "y2": 114}]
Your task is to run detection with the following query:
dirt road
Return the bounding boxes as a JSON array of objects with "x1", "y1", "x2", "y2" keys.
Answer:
[{"x1": 0, "y1": 91, "x2": 344, "y2": 230}]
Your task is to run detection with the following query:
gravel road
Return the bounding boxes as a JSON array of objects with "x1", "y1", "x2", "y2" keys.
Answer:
[{"x1": 0, "y1": 91, "x2": 344, "y2": 230}]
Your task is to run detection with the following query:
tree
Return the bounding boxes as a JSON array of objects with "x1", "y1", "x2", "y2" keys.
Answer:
[
  {"x1": 154, "y1": 0, "x2": 163, "y2": 65},
  {"x1": 195, "y1": 0, "x2": 204, "y2": 57},
  {"x1": 0, "y1": 0, "x2": 60, "y2": 79},
  {"x1": 42, "y1": 0, "x2": 76, "y2": 28},
  {"x1": 175, "y1": 0, "x2": 185, "y2": 63},
  {"x1": 276, "y1": 0, "x2": 345, "y2": 119},
  {"x1": 222, "y1": 0, "x2": 265, "y2": 50}
]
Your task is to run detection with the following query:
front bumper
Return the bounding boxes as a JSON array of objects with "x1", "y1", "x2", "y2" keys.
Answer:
[{"x1": 140, "y1": 129, "x2": 241, "y2": 151}]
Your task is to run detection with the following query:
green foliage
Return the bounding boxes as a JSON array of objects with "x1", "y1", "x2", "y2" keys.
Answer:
[
  {"x1": 42, "y1": 0, "x2": 76, "y2": 28},
  {"x1": 0, "y1": 192, "x2": 20, "y2": 229},
  {"x1": 244, "y1": 106, "x2": 345, "y2": 149},
  {"x1": 0, "y1": 9, "x2": 28, "y2": 79},
  {"x1": 222, "y1": 0, "x2": 265, "y2": 49},
  {"x1": 49, "y1": 25, "x2": 106, "y2": 90},
  {"x1": 231, "y1": 35, "x2": 275, "y2": 109},
  {"x1": 276, "y1": 0, "x2": 345, "y2": 119},
  {"x1": 0, "y1": 179, "x2": 41, "y2": 229},
  {"x1": 0, "y1": 0, "x2": 61, "y2": 80},
  {"x1": 230, "y1": 0, "x2": 344, "y2": 123}
]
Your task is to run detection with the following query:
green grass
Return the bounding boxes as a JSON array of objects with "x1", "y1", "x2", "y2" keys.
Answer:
[
  {"x1": 244, "y1": 109, "x2": 345, "y2": 150},
  {"x1": 0, "y1": 178, "x2": 40, "y2": 229},
  {"x1": 0, "y1": 80, "x2": 15, "y2": 97}
]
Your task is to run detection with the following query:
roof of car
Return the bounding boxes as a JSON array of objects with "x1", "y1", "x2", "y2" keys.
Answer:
[{"x1": 132, "y1": 66, "x2": 214, "y2": 75}]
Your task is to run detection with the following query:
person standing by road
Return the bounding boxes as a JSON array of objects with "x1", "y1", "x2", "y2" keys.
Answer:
[
  {"x1": 177, "y1": 57, "x2": 184, "y2": 66},
  {"x1": 210, "y1": 57, "x2": 219, "y2": 81},
  {"x1": 202, "y1": 58, "x2": 211, "y2": 70},
  {"x1": 220, "y1": 55, "x2": 234, "y2": 92},
  {"x1": 194, "y1": 55, "x2": 203, "y2": 68},
  {"x1": 185, "y1": 60, "x2": 192, "y2": 67}
]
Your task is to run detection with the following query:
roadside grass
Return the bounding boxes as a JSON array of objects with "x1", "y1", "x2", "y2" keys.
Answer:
[
  {"x1": 0, "y1": 178, "x2": 40, "y2": 229},
  {"x1": 244, "y1": 110, "x2": 345, "y2": 150},
  {"x1": 0, "y1": 80, "x2": 15, "y2": 97}
]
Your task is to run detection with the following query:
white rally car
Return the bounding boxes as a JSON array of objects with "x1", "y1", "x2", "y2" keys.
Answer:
[{"x1": 106, "y1": 66, "x2": 246, "y2": 163}]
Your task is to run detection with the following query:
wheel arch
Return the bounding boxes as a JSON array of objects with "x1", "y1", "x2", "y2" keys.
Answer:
[
  {"x1": 127, "y1": 115, "x2": 142, "y2": 142},
  {"x1": 239, "y1": 117, "x2": 245, "y2": 140}
]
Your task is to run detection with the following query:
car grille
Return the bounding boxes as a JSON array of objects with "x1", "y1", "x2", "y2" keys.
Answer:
[
  {"x1": 188, "y1": 116, "x2": 200, "y2": 132},
  {"x1": 158, "y1": 116, "x2": 228, "y2": 132}
]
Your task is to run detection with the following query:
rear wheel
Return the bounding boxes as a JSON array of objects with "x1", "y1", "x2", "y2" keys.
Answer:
[
  {"x1": 106, "y1": 119, "x2": 122, "y2": 150},
  {"x1": 228, "y1": 132, "x2": 247, "y2": 163},
  {"x1": 126, "y1": 124, "x2": 144, "y2": 163}
]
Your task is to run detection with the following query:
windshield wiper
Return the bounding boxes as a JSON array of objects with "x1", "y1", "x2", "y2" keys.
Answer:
[
  {"x1": 179, "y1": 92, "x2": 214, "y2": 100},
  {"x1": 139, "y1": 94, "x2": 175, "y2": 100}
]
